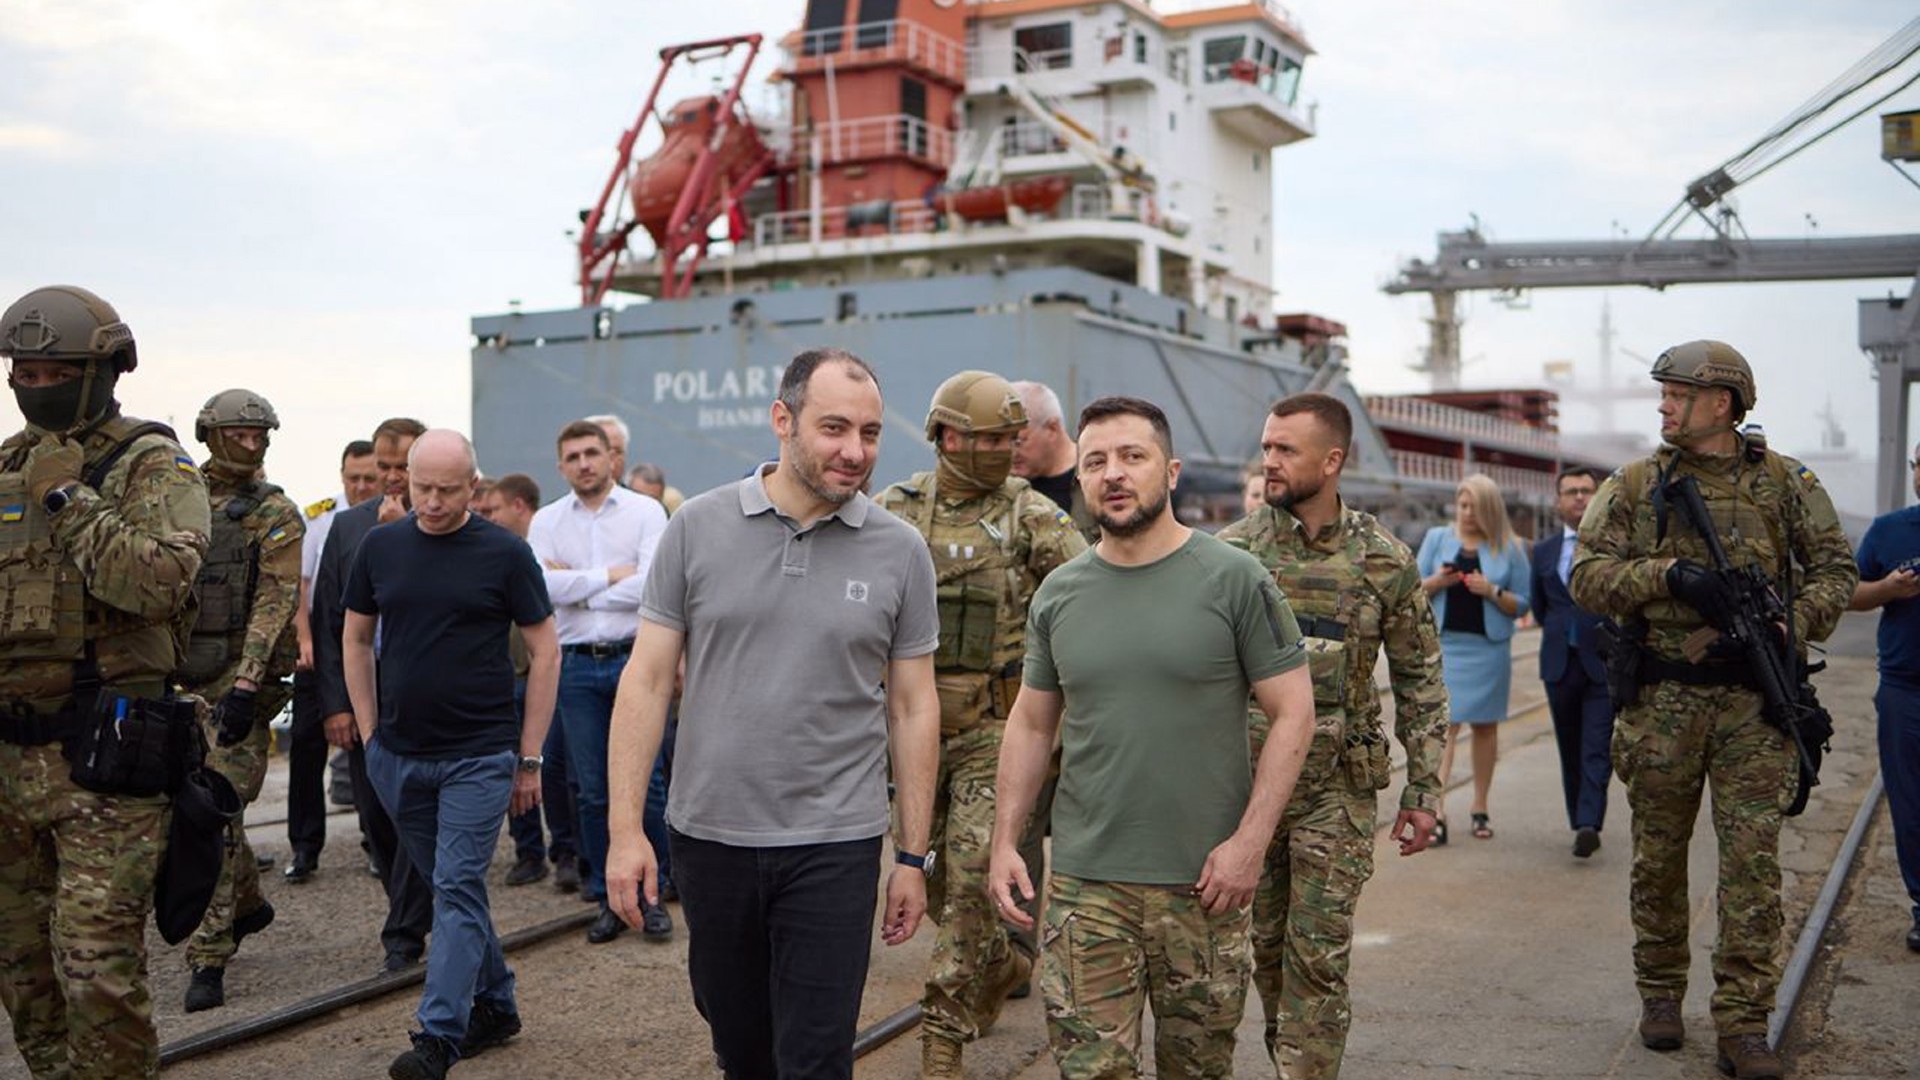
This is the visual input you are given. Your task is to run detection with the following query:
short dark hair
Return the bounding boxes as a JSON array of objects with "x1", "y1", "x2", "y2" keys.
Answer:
[
  {"x1": 628, "y1": 461, "x2": 665, "y2": 487},
  {"x1": 341, "y1": 439, "x2": 374, "y2": 465},
  {"x1": 1270, "y1": 393, "x2": 1353, "y2": 458},
  {"x1": 472, "y1": 477, "x2": 495, "y2": 498},
  {"x1": 371, "y1": 417, "x2": 427, "y2": 445},
  {"x1": 1077, "y1": 396, "x2": 1172, "y2": 457},
  {"x1": 492, "y1": 472, "x2": 541, "y2": 510},
  {"x1": 777, "y1": 348, "x2": 878, "y2": 420},
  {"x1": 557, "y1": 419, "x2": 610, "y2": 453},
  {"x1": 1557, "y1": 466, "x2": 1602, "y2": 491}
]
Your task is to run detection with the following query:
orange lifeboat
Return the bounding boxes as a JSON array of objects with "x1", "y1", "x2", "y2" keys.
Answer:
[
  {"x1": 629, "y1": 96, "x2": 771, "y2": 247},
  {"x1": 932, "y1": 174, "x2": 1071, "y2": 222}
]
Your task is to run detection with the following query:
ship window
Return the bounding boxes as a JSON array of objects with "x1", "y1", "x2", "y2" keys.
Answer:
[
  {"x1": 1252, "y1": 152, "x2": 1261, "y2": 172},
  {"x1": 1168, "y1": 111, "x2": 1176, "y2": 132},
  {"x1": 856, "y1": 0, "x2": 896, "y2": 49},
  {"x1": 1134, "y1": 32, "x2": 1147, "y2": 64},
  {"x1": 804, "y1": 0, "x2": 847, "y2": 55},
  {"x1": 1167, "y1": 47, "x2": 1189, "y2": 84},
  {"x1": 1202, "y1": 35, "x2": 1245, "y2": 82},
  {"x1": 1015, "y1": 23, "x2": 1072, "y2": 71},
  {"x1": 1276, "y1": 56, "x2": 1303, "y2": 105},
  {"x1": 900, "y1": 77, "x2": 928, "y2": 157}
]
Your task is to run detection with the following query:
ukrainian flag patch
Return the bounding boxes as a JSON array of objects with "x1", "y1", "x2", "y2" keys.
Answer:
[
  {"x1": 267, "y1": 527, "x2": 289, "y2": 543},
  {"x1": 1796, "y1": 464, "x2": 1816, "y2": 486},
  {"x1": 0, "y1": 504, "x2": 24, "y2": 523},
  {"x1": 174, "y1": 456, "x2": 198, "y2": 473},
  {"x1": 1054, "y1": 510, "x2": 1073, "y2": 528}
]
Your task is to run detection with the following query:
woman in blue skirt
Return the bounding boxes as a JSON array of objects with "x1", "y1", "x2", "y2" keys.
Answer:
[{"x1": 1417, "y1": 474, "x2": 1531, "y2": 843}]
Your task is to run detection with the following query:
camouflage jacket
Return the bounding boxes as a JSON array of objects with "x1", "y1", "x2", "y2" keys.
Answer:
[
  {"x1": 0, "y1": 416, "x2": 210, "y2": 702},
  {"x1": 197, "y1": 476, "x2": 303, "y2": 690},
  {"x1": 878, "y1": 472, "x2": 1087, "y2": 724},
  {"x1": 1570, "y1": 438, "x2": 1857, "y2": 659},
  {"x1": 1220, "y1": 501, "x2": 1448, "y2": 813}
]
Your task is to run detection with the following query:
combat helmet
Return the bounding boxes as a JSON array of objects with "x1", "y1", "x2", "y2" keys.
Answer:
[
  {"x1": 195, "y1": 389, "x2": 281, "y2": 444},
  {"x1": 1650, "y1": 340, "x2": 1755, "y2": 415},
  {"x1": 0, "y1": 285, "x2": 138, "y2": 373},
  {"x1": 924, "y1": 370, "x2": 1027, "y2": 443}
]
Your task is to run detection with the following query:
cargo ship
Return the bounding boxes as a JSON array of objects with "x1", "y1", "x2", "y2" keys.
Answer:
[{"x1": 471, "y1": 0, "x2": 1606, "y2": 528}]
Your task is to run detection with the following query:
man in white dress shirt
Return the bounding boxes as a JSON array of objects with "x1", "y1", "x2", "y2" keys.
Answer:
[{"x1": 528, "y1": 419, "x2": 671, "y2": 943}]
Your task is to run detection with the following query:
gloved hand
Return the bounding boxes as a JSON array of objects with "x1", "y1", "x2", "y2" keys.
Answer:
[
  {"x1": 1666, "y1": 558, "x2": 1734, "y2": 627},
  {"x1": 25, "y1": 436, "x2": 83, "y2": 505},
  {"x1": 213, "y1": 687, "x2": 257, "y2": 747}
]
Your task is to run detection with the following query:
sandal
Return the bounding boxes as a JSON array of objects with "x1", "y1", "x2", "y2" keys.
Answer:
[
  {"x1": 1471, "y1": 813, "x2": 1493, "y2": 840},
  {"x1": 1430, "y1": 818, "x2": 1449, "y2": 846}
]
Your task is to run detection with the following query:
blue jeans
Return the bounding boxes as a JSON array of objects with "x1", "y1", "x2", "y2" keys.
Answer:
[
  {"x1": 1876, "y1": 677, "x2": 1920, "y2": 918},
  {"x1": 559, "y1": 651, "x2": 670, "y2": 901},
  {"x1": 507, "y1": 682, "x2": 578, "y2": 863},
  {"x1": 671, "y1": 829, "x2": 880, "y2": 1080},
  {"x1": 365, "y1": 737, "x2": 518, "y2": 1046}
]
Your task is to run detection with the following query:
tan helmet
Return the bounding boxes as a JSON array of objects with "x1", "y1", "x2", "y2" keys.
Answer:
[
  {"x1": 0, "y1": 285, "x2": 138, "y2": 373},
  {"x1": 1650, "y1": 340, "x2": 1755, "y2": 414},
  {"x1": 195, "y1": 388, "x2": 281, "y2": 444},
  {"x1": 924, "y1": 370, "x2": 1027, "y2": 442}
]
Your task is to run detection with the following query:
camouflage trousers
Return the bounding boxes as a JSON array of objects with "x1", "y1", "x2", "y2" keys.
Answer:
[
  {"x1": 1611, "y1": 683, "x2": 1795, "y2": 1035},
  {"x1": 923, "y1": 721, "x2": 1026, "y2": 1043},
  {"x1": 0, "y1": 742, "x2": 168, "y2": 1080},
  {"x1": 185, "y1": 701, "x2": 278, "y2": 970},
  {"x1": 1041, "y1": 874, "x2": 1253, "y2": 1079},
  {"x1": 1251, "y1": 748, "x2": 1378, "y2": 1080}
]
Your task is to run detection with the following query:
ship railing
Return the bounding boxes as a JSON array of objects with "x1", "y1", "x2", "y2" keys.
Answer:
[
  {"x1": 792, "y1": 113, "x2": 954, "y2": 169},
  {"x1": 1387, "y1": 451, "x2": 1558, "y2": 501},
  {"x1": 996, "y1": 118, "x2": 1068, "y2": 158},
  {"x1": 785, "y1": 19, "x2": 967, "y2": 84},
  {"x1": 1365, "y1": 395, "x2": 1557, "y2": 453},
  {"x1": 748, "y1": 178, "x2": 1114, "y2": 249}
]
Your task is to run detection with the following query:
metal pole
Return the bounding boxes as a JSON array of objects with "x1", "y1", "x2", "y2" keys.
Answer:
[{"x1": 1768, "y1": 771, "x2": 1884, "y2": 1049}]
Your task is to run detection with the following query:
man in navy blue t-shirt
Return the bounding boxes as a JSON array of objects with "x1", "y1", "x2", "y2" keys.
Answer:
[
  {"x1": 344, "y1": 430, "x2": 559, "y2": 1079},
  {"x1": 1848, "y1": 442, "x2": 1920, "y2": 954}
]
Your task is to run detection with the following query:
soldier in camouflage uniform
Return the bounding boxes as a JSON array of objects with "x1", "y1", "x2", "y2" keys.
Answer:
[
  {"x1": 878, "y1": 371, "x2": 1088, "y2": 1079},
  {"x1": 180, "y1": 389, "x2": 304, "y2": 1013},
  {"x1": 0, "y1": 285, "x2": 211, "y2": 1079},
  {"x1": 1219, "y1": 392, "x2": 1448, "y2": 1080},
  {"x1": 1571, "y1": 341, "x2": 1855, "y2": 1080}
]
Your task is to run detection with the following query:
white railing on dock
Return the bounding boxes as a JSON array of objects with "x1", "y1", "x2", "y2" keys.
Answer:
[{"x1": 1365, "y1": 395, "x2": 1557, "y2": 454}]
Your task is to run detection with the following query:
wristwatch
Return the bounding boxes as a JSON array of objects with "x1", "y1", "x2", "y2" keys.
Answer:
[
  {"x1": 42, "y1": 484, "x2": 77, "y2": 517},
  {"x1": 895, "y1": 849, "x2": 937, "y2": 874},
  {"x1": 517, "y1": 755, "x2": 544, "y2": 773}
]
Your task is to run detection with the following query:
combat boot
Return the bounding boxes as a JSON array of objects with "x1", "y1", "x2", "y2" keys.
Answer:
[
  {"x1": 1715, "y1": 1033, "x2": 1783, "y2": 1080},
  {"x1": 976, "y1": 948, "x2": 1033, "y2": 1036},
  {"x1": 921, "y1": 1034, "x2": 962, "y2": 1079},
  {"x1": 184, "y1": 966, "x2": 226, "y2": 1013},
  {"x1": 1638, "y1": 997, "x2": 1683, "y2": 1051}
]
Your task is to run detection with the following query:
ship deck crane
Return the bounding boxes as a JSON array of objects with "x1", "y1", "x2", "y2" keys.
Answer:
[{"x1": 1385, "y1": 16, "x2": 1920, "y2": 510}]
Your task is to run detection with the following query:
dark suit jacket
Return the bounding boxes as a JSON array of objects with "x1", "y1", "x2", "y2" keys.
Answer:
[
  {"x1": 1532, "y1": 530, "x2": 1607, "y2": 684},
  {"x1": 312, "y1": 497, "x2": 384, "y2": 719}
]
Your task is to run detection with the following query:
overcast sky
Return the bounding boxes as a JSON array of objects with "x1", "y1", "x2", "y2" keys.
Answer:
[{"x1": 3, "y1": 0, "x2": 1917, "y2": 507}]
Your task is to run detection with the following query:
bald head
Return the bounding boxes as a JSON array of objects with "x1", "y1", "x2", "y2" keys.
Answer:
[{"x1": 407, "y1": 429, "x2": 479, "y2": 535}]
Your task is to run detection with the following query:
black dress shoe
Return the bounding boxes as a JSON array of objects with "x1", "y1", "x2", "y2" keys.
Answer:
[
  {"x1": 1573, "y1": 827, "x2": 1601, "y2": 859},
  {"x1": 587, "y1": 904, "x2": 627, "y2": 944},
  {"x1": 283, "y1": 851, "x2": 319, "y2": 884},
  {"x1": 505, "y1": 854, "x2": 548, "y2": 887},
  {"x1": 641, "y1": 899, "x2": 673, "y2": 940},
  {"x1": 1908, "y1": 915, "x2": 1920, "y2": 953},
  {"x1": 383, "y1": 951, "x2": 422, "y2": 974}
]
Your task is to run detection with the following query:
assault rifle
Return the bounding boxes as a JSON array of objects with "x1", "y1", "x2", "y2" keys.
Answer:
[{"x1": 1666, "y1": 474, "x2": 1831, "y2": 816}]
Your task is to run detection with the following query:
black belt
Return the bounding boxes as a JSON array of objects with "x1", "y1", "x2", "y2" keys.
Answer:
[
  {"x1": 0, "y1": 703, "x2": 78, "y2": 747},
  {"x1": 1642, "y1": 655, "x2": 1757, "y2": 690},
  {"x1": 1297, "y1": 616, "x2": 1346, "y2": 643},
  {"x1": 563, "y1": 639, "x2": 635, "y2": 659}
]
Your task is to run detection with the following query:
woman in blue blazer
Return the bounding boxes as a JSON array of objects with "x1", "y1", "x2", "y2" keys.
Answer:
[{"x1": 1417, "y1": 474, "x2": 1532, "y2": 843}]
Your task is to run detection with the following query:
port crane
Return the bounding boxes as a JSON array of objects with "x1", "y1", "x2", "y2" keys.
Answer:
[{"x1": 1385, "y1": 16, "x2": 1920, "y2": 510}]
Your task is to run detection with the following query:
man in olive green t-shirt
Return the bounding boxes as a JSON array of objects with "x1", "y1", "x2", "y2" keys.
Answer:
[{"x1": 989, "y1": 396, "x2": 1316, "y2": 1079}]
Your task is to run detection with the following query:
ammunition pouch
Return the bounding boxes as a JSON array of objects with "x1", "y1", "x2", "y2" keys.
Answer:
[
  {"x1": 934, "y1": 582, "x2": 1002, "y2": 672},
  {"x1": 1594, "y1": 618, "x2": 1645, "y2": 709},
  {"x1": 934, "y1": 661, "x2": 1023, "y2": 737},
  {"x1": 1341, "y1": 730, "x2": 1392, "y2": 791},
  {"x1": 62, "y1": 693, "x2": 204, "y2": 797}
]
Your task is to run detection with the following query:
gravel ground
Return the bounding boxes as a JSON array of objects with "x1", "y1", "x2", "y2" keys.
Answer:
[{"x1": 0, "y1": 620, "x2": 1910, "y2": 1078}]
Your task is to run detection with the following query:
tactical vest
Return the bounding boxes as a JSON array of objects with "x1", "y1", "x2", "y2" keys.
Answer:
[
  {"x1": 1266, "y1": 515, "x2": 1393, "y2": 738},
  {"x1": 176, "y1": 482, "x2": 280, "y2": 687},
  {"x1": 0, "y1": 418, "x2": 191, "y2": 703},
  {"x1": 902, "y1": 473, "x2": 1032, "y2": 676},
  {"x1": 1614, "y1": 444, "x2": 1796, "y2": 637}
]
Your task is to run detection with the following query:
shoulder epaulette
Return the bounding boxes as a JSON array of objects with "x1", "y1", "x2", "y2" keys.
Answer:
[{"x1": 305, "y1": 497, "x2": 337, "y2": 520}]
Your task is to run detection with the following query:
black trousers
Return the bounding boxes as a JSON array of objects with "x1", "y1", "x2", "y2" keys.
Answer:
[
  {"x1": 1548, "y1": 649, "x2": 1615, "y2": 832},
  {"x1": 286, "y1": 670, "x2": 329, "y2": 858},
  {"x1": 671, "y1": 829, "x2": 880, "y2": 1080},
  {"x1": 349, "y1": 738, "x2": 435, "y2": 960}
]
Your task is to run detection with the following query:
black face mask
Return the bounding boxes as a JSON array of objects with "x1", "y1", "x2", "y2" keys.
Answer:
[{"x1": 11, "y1": 361, "x2": 116, "y2": 433}]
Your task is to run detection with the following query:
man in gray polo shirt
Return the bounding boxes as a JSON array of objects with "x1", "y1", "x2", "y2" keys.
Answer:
[{"x1": 604, "y1": 348, "x2": 941, "y2": 1079}]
